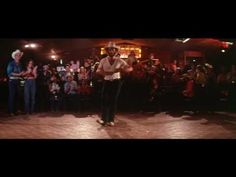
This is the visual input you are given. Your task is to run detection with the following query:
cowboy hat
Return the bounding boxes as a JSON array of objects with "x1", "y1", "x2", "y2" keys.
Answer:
[
  {"x1": 104, "y1": 42, "x2": 120, "y2": 50},
  {"x1": 12, "y1": 49, "x2": 23, "y2": 59}
]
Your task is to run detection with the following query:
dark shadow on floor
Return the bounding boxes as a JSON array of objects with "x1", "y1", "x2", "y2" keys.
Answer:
[{"x1": 182, "y1": 112, "x2": 236, "y2": 134}]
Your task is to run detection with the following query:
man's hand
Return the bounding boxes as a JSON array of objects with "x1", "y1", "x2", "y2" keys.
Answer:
[
  {"x1": 33, "y1": 66, "x2": 38, "y2": 71},
  {"x1": 122, "y1": 65, "x2": 133, "y2": 73},
  {"x1": 17, "y1": 71, "x2": 25, "y2": 76}
]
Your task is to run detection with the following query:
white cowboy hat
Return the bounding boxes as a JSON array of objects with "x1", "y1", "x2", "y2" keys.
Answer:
[
  {"x1": 12, "y1": 49, "x2": 23, "y2": 59},
  {"x1": 104, "y1": 42, "x2": 120, "y2": 50}
]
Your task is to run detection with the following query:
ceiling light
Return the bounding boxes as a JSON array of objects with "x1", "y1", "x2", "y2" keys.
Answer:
[{"x1": 182, "y1": 38, "x2": 190, "y2": 43}]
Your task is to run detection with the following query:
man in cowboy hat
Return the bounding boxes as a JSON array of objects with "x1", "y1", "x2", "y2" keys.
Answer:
[
  {"x1": 96, "y1": 42, "x2": 133, "y2": 126},
  {"x1": 6, "y1": 49, "x2": 24, "y2": 116}
]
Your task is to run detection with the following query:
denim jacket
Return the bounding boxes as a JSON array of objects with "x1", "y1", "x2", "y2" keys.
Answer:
[{"x1": 7, "y1": 59, "x2": 23, "y2": 77}]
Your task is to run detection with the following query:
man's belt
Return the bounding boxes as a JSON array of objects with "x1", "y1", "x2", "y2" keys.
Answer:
[{"x1": 9, "y1": 76, "x2": 22, "y2": 80}]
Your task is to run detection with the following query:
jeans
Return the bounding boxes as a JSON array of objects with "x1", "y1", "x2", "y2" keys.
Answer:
[
  {"x1": 24, "y1": 79, "x2": 36, "y2": 113},
  {"x1": 8, "y1": 79, "x2": 21, "y2": 113},
  {"x1": 101, "y1": 79, "x2": 123, "y2": 123}
]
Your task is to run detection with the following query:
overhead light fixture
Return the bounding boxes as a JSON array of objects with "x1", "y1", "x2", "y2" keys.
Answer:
[
  {"x1": 51, "y1": 55, "x2": 56, "y2": 59},
  {"x1": 175, "y1": 38, "x2": 183, "y2": 42},
  {"x1": 226, "y1": 42, "x2": 234, "y2": 45},
  {"x1": 176, "y1": 38, "x2": 191, "y2": 43},
  {"x1": 221, "y1": 41, "x2": 234, "y2": 49},
  {"x1": 30, "y1": 43, "x2": 36, "y2": 48},
  {"x1": 25, "y1": 43, "x2": 37, "y2": 48},
  {"x1": 183, "y1": 38, "x2": 190, "y2": 43},
  {"x1": 221, "y1": 49, "x2": 225, "y2": 53}
]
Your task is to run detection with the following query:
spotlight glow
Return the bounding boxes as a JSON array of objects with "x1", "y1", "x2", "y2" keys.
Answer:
[{"x1": 30, "y1": 43, "x2": 36, "y2": 48}]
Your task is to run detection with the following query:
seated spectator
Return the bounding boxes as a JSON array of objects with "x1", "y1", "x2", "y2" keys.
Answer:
[
  {"x1": 64, "y1": 75, "x2": 79, "y2": 111},
  {"x1": 49, "y1": 75, "x2": 61, "y2": 112},
  {"x1": 78, "y1": 67, "x2": 88, "y2": 82}
]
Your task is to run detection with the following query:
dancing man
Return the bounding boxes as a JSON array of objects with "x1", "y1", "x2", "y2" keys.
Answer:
[{"x1": 96, "y1": 42, "x2": 133, "y2": 126}]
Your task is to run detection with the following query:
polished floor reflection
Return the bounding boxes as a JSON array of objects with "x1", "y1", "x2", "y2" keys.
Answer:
[{"x1": 0, "y1": 111, "x2": 236, "y2": 139}]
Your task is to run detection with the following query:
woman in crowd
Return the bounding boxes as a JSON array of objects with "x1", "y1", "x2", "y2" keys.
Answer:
[{"x1": 23, "y1": 59, "x2": 38, "y2": 114}]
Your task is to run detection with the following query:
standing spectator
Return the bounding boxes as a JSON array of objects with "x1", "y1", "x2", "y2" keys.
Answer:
[
  {"x1": 23, "y1": 60, "x2": 38, "y2": 114},
  {"x1": 227, "y1": 65, "x2": 236, "y2": 111},
  {"x1": 127, "y1": 51, "x2": 137, "y2": 66},
  {"x1": 6, "y1": 49, "x2": 24, "y2": 116},
  {"x1": 37, "y1": 64, "x2": 51, "y2": 112}
]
